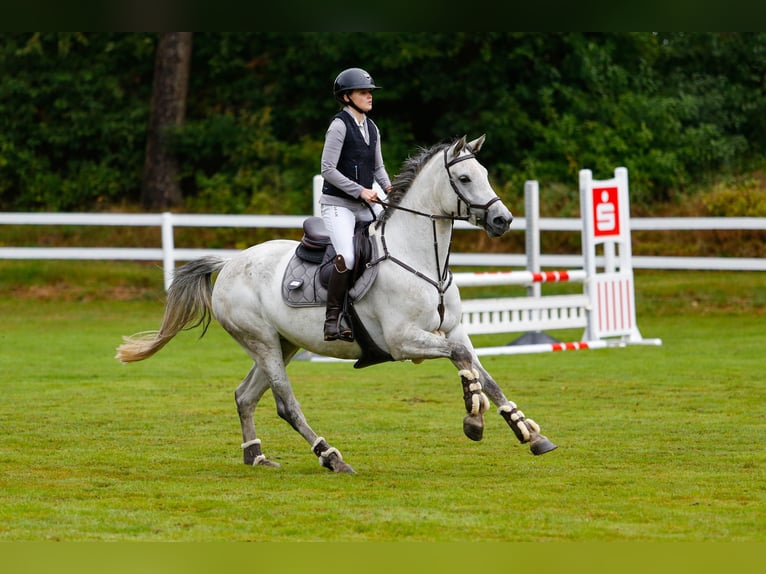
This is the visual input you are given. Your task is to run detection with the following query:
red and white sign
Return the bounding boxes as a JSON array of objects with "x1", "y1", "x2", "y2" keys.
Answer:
[{"x1": 592, "y1": 186, "x2": 620, "y2": 237}]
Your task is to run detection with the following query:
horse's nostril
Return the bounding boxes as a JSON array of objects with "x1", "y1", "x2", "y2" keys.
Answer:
[{"x1": 494, "y1": 215, "x2": 511, "y2": 227}]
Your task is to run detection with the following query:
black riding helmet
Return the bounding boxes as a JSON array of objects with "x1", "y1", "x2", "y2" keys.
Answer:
[{"x1": 333, "y1": 68, "x2": 380, "y2": 106}]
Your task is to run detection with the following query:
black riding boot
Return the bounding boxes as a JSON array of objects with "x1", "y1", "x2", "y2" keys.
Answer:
[{"x1": 324, "y1": 255, "x2": 353, "y2": 342}]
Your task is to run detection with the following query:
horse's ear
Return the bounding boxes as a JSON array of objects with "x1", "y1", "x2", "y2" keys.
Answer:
[
  {"x1": 450, "y1": 135, "x2": 467, "y2": 159},
  {"x1": 467, "y1": 134, "x2": 486, "y2": 154}
]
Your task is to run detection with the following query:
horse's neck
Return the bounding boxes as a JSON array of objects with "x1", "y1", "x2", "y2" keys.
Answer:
[{"x1": 376, "y1": 168, "x2": 454, "y2": 274}]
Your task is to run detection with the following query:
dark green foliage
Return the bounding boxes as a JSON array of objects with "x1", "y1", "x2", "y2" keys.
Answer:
[
  {"x1": 3, "y1": 32, "x2": 766, "y2": 213},
  {"x1": 0, "y1": 33, "x2": 155, "y2": 210}
]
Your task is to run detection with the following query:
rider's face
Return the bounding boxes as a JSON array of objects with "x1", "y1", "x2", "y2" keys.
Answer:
[{"x1": 346, "y1": 89, "x2": 373, "y2": 113}]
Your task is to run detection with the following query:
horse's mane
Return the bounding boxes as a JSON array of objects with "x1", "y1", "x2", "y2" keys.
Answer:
[{"x1": 379, "y1": 141, "x2": 451, "y2": 223}]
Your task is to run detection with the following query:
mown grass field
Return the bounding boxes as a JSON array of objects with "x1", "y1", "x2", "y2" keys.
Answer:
[{"x1": 0, "y1": 262, "x2": 764, "y2": 542}]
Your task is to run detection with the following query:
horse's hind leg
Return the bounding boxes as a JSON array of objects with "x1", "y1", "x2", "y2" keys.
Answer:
[
  {"x1": 236, "y1": 365, "x2": 280, "y2": 467},
  {"x1": 269, "y1": 376, "x2": 356, "y2": 474},
  {"x1": 258, "y1": 340, "x2": 355, "y2": 474}
]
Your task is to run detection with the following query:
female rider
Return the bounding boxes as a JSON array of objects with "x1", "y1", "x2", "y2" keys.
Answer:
[{"x1": 319, "y1": 67, "x2": 393, "y2": 342}]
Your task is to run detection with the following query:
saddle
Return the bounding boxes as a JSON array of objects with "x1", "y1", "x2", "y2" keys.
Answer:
[
  {"x1": 283, "y1": 216, "x2": 376, "y2": 304},
  {"x1": 281, "y1": 216, "x2": 394, "y2": 369}
]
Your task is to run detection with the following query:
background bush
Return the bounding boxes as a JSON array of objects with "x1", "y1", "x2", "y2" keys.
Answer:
[{"x1": 2, "y1": 32, "x2": 766, "y2": 215}]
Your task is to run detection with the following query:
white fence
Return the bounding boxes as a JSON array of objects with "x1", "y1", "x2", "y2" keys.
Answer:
[
  {"x1": 1, "y1": 212, "x2": 765, "y2": 290},
  {"x1": 2, "y1": 172, "x2": 763, "y2": 357},
  {"x1": 1, "y1": 172, "x2": 765, "y2": 292}
]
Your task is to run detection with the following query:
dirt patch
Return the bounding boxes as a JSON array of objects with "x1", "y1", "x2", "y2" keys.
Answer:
[{"x1": 11, "y1": 283, "x2": 160, "y2": 302}]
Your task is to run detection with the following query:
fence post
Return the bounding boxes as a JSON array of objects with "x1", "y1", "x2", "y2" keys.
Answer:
[
  {"x1": 162, "y1": 212, "x2": 175, "y2": 291},
  {"x1": 524, "y1": 180, "x2": 541, "y2": 299}
]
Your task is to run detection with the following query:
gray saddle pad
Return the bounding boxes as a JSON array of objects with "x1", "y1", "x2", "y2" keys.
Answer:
[{"x1": 281, "y1": 242, "x2": 379, "y2": 308}]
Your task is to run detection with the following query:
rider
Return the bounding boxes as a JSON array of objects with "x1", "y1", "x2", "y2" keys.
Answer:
[{"x1": 319, "y1": 67, "x2": 393, "y2": 342}]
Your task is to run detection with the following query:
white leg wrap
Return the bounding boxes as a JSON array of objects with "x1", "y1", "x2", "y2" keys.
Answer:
[
  {"x1": 499, "y1": 403, "x2": 539, "y2": 442},
  {"x1": 498, "y1": 403, "x2": 517, "y2": 414},
  {"x1": 458, "y1": 368, "x2": 480, "y2": 381},
  {"x1": 499, "y1": 404, "x2": 525, "y2": 420},
  {"x1": 470, "y1": 394, "x2": 481, "y2": 415},
  {"x1": 470, "y1": 392, "x2": 491, "y2": 415},
  {"x1": 461, "y1": 370, "x2": 488, "y2": 415},
  {"x1": 311, "y1": 436, "x2": 325, "y2": 451},
  {"x1": 317, "y1": 447, "x2": 343, "y2": 465},
  {"x1": 311, "y1": 437, "x2": 343, "y2": 464},
  {"x1": 241, "y1": 438, "x2": 262, "y2": 449},
  {"x1": 516, "y1": 421, "x2": 531, "y2": 442}
]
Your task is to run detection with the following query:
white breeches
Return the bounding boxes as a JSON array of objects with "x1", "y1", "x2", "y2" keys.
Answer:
[{"x1": 321, "y1": 202, "x2": 382, "y2": 269}]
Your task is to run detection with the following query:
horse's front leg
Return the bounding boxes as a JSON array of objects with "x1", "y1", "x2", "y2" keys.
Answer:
[
  {"x1": 437, "y1": 328, "x2": 556, "y2": 455},
  {"x1": 386, "y1": 327, "x2": 556, "y2": 454},
  {"x1": 474, "y1": 363, "x2": 557, "y2": 455},
  {"x1": 452, "y1": 345, "x2": 493, "y2": 442},
  {"x1": 385, "y1": 329, "x2": 492, "y2": 442}
]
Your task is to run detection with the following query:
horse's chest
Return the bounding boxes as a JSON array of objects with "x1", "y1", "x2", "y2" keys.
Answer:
[{"x1": 374, "y1": 269, "x2": 461, "y2": 329}]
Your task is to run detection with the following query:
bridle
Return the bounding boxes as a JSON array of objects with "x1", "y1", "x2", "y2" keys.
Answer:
[
  {"x1": 442, "y1": 148, "x2": 502, "y2": 223},
  {"x1": 367, "y1": 147, "x2": 502, "y2": 330}
]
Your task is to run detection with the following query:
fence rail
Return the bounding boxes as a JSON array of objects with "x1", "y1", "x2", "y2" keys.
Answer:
[{"x1": 1, "y1": 212, "x2": 765, "y2": 290}]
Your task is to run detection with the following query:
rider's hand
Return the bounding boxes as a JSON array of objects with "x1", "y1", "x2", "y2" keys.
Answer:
[{"x1": 360, "y1": 188, "x2": 378, "y2": 203}]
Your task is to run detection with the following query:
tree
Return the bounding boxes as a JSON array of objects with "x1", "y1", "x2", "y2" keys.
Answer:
[{"x1": 141, "y1": 32, "x2": 192, "y2": 210}]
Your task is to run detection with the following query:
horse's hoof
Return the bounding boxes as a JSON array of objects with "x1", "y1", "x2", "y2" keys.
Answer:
[
  {"x1": 320, "y1": 451, "x2": 356, "y2": 474},
  {"x1": 333, "y1": 461, "x2": 356, "y2": 474},
  {"x1": 463, "y1": 413, "x2": 485, "y2": 441},
  {"x1": 529, "y1": 433, "x2": 558, "y2": 455},
  {"x1": 243, "y1": 444, "x2": 280, "y2": 467}
]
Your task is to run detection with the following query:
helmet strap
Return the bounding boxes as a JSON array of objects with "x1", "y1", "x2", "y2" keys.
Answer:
[{"x1": 343, "y1": 93, "x2": 366, "y2": 115}]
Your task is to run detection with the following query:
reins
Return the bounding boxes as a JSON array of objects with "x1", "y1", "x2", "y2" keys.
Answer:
[{"x1": 365, "y1": 148, "x2": 499, "y2": 330}]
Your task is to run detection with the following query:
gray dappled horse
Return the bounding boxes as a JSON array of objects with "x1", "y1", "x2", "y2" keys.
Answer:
[{"x1": 116, "y1": 135, "x2": 557, "y2": 473}]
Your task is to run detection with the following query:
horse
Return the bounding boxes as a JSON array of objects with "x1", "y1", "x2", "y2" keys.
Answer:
[{"x1": 116, "y1": 135, "x2": 557, "y2": 473}]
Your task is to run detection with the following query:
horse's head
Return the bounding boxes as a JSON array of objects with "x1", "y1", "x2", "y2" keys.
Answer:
[{"x1": 444, "y1": 135, "x2": 513, "y2": 237}]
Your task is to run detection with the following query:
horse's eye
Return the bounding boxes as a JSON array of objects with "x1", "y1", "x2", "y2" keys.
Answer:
[{"x1": 458, "y1": 175, "x2": 471, "y2": 184}]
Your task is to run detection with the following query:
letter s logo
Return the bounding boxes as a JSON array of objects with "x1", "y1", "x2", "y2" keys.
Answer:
[{"x1": 593, "y1": 187, "x2": 620, "y2": 237}]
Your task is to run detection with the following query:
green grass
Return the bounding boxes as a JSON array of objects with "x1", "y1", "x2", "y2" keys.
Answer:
[{"x1": 0, "y1": 263, "x2": 764, "y2": 541}]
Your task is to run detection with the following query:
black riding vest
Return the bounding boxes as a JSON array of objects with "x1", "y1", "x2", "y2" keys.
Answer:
[{"x1": 322, "y1": 111, "x2": 379, "y2": 199}]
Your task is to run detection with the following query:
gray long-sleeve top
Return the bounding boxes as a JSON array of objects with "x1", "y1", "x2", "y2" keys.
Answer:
[{"x1": 319, "y1": 107, "x2": 391, "y2": 207}]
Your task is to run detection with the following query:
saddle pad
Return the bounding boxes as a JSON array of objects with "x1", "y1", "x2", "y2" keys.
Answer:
[{"x1": 281, "y1": 241, "x2": 379, "y2": 308}]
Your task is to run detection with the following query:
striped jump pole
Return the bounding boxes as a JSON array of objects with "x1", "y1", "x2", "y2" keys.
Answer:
[
  {"x1": 474, "y1": 340, "x2": 613, "y2": 356},
  {"x1": 453, "y1": 269, "x2": 587, "y2": 287}
]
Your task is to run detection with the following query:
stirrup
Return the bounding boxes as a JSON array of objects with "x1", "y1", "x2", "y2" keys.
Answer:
[
  {"x1": 324, "y1": 315, "x2": 354, "y2": 342},
  {"x1": 338, "y1": 327, "x2": 354, "y2": 342}
]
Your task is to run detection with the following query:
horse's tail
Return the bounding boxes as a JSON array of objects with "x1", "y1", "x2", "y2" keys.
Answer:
[{"x1": 115, "y1": 256, "x2": 228, "y2": 363}]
